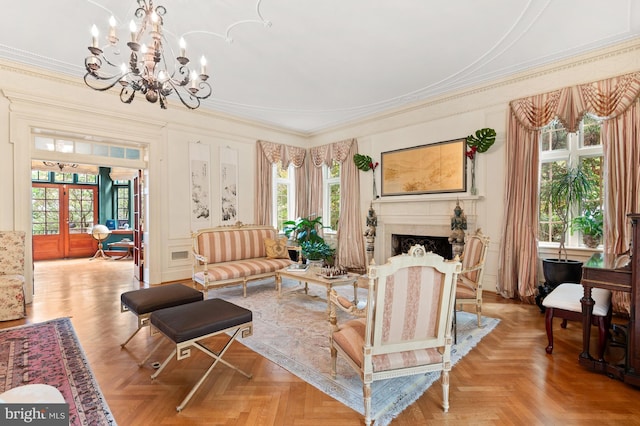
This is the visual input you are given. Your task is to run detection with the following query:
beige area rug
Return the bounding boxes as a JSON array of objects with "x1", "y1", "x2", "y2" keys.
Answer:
[{"x1": 214, "y1": 278, "x2": 499, "y2": 426}]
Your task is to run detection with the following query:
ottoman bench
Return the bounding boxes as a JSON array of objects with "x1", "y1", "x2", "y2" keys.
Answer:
[
  {"x1": 149, "y1": 298, "x2": 253, "y2": 411},
  {"x1": 120, "y1": 283, "x2": 204, "y2": 348}
]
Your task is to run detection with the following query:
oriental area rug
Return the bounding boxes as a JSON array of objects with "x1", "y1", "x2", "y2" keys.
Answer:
[
  {"x1": 0, "y1": 318, "x2": 117, "y2": 425},
  {"x1": 215, "y1": 278, "x2": 500, "y2": 426}
]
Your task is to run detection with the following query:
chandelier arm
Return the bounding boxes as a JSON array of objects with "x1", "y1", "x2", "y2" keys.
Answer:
[
  {"x1": 84, "y1": 72, "x2": 123, "y2": 92},
  {"x1": 172, "y1": 80, "x2": 212, "y2": 110},
  {"x1": 120, "y1": 86, "x2": 136, "y2": 104}
]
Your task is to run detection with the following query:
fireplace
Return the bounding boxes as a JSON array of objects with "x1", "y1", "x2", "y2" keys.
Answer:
[
  {"x1": 371, "y1": 197, "x2": 477, "y2": 264},
  {"x1": 392, "y1": 234, "x2": 452, "y2": 259}
]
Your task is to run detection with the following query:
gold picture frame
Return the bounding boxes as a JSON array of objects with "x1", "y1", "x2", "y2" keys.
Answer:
[{"x1": 381, "y1": 138, "x2": 466, "y2": 196}]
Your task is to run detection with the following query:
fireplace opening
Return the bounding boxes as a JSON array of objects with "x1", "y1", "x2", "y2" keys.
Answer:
[{"x1": 392, "y1": 234, "x2": 453, "y2": 259}]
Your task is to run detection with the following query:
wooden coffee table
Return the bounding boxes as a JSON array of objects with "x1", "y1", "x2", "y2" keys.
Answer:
[{"x1": 276, "y1": 267, "x2": 361, "y2": 319}]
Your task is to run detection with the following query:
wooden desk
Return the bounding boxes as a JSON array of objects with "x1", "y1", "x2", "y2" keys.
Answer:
[{"x1": 580, "y1": 213, "x2": 640, "y2": 387}]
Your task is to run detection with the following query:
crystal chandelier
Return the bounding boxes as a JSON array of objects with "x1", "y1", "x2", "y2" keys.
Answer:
[{"x1": 83, "y1": 0, "x2": 212, "y2": 110}]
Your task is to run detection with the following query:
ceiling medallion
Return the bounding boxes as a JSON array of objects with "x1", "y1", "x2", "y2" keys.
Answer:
[{"x1": 83, "y1": 0, "x2": 211, "y2": 110}]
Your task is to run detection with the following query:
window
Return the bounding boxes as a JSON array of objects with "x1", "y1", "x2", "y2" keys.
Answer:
[
  {"x1": 539, "y1": 115, "x2": 603, "y2": 246},
  {"x1": 323, "y1": 160, "x2": 340, "y2": 232},
  {"x1": 36, "y1": 171, "x2": 98, "y2": 185},
  {"x1": 76, "y1": 173, "x2": 98, "y2": 184},
  {"x1": 272, "y1": 162, "x2": 295, "y2": 232},
  {"x1": 114, "y1": 182, "x2": 130, "y2": 223},
  {"x1": 31, "y1": 170, "x2": 50, "y2": 181},
  {"x1": 67, "y1": 188, "x2": 96, "y2": 233},
  {"x1": 34, "y1": 135, "x2": 141, "y2": 161},
  {"x1": 32, "y1": 187, "x2": 60, "y2": 235},
  {"x1": 53, "y1": 172, "x2": 74, "y2": 183}
]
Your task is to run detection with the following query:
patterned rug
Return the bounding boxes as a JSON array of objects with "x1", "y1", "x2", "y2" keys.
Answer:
[
  {"x1": 0, "y1": 318, "x2": 116, "y2": 425},
  {"x1": 216, "y1": 278, "x2": 500, "y2": 426}
]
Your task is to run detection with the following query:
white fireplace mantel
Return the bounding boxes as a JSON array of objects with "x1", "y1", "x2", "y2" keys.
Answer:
[{"x1": 371, "y1": 195, "x2": 479, "y2": 263}]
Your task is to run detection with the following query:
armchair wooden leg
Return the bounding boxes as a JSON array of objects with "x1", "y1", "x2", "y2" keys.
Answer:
[
  {"x1": 363, "y1": 382, "x2": 372, "y2": 426},
  {"x1": 330, "y1": 346, "x2": 337, "y2": 378},
  {"x1": 442, "y1": 370, "x2": 450, "y2": 413}
]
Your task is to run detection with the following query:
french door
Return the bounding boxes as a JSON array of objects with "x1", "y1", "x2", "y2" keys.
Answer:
[
  {"x1": 133, "y1": 171, "x2": 144, "y2": 280},
  {"x1": 32, "y1": 183, "x2": 98, "y2": 260}
]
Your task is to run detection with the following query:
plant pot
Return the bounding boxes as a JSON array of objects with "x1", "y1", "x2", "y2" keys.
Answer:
[
  {"x1": 542, "y1": 258, "x2": 583, "y2": 288},
  {"x1": 536, "y1": 258, "x2": 584, "y2": 313},
  {"x1": 582, "y1": 235, "x2": 601, "y2": 249},
  {"x1": 306, "y1": 259, "x2": 324, "y2": 271}
]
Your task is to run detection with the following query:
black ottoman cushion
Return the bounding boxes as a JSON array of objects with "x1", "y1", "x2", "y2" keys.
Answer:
[
  {"x1": 121, "y1": 283, "x2": 203, "y2": 315},
  {"x1": 150, "y1": 298, "x2": 252, "y2": 344}
]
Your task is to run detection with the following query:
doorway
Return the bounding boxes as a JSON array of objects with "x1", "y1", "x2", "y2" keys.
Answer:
[{"x1": 32, "y1": 183, "x2": 98, "y2": 260}]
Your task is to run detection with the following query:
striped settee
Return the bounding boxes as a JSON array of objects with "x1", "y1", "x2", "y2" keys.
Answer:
[{"x1": 191, "y1": 224, "x2": 294, "y2": 297}]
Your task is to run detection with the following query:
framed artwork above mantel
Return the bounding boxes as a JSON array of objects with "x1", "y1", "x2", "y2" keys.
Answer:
[{"x1": 380, "y1": 138, "x2": 466, "y2": 196}]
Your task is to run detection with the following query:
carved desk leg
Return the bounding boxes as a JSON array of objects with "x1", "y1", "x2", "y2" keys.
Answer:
[{"x1": 580, "y1": 284, "x2": 595, "y2": 361}]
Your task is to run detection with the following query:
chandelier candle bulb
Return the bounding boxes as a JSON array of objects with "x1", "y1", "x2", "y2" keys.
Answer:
[
  {"x1": 91, "y1": 25, "x2": 99, "y2": 48},
  {"x1": 179, "y1": 37, "x2": 186, "y2": 57},
  {"x1": 129, "y1": 21, "x2": 137, "y2": 42},
  {"x1": 151, "y1": 11, "x2": 159, "y2": 33},
  {"x1": 191, "y1": 71, "x2": 198, "y2": 89},
  {"x1": 108, "y1": 16, "x2": 117, "y2": 41},
  {"x1": 200, "y1": 56, "x2": 207, "y2": 76}
]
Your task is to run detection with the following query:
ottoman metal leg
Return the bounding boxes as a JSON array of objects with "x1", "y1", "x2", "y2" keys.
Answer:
[
  {"x1": 151, "y1": 323, "x2": 253, "y2": 411},
  {"x1": 148, "y1": 298, "x2": 254, "y2": 412}
]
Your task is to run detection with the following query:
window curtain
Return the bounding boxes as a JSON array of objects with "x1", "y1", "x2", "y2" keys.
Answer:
[
  {"x1": 284, "y1": 145, "x2": 308, "y2": 220},
  {"x1": 308, "y1": 144, "x2": 329, "y2": 221},
  {"x1": 309, "y1": 139, "x2": 367, "y2": 270},
  {"x1": 499, "y1": 72, "x2": 640, "y2": 311},
  {"x1": 254, "y1": 140, "x2": 306, "y2": 227}
]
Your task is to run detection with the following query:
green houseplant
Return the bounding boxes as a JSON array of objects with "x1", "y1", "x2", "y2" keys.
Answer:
[
  {"x1": 283, "y1": 215, "x2": 334, "y2": 264},
  {"x1": 547, "y1": 163, "x2": 596, "y2": 260},
  {"x1": 571, "y1": 208, "x2": 603, "y2": 248},
  {"x1": 539, "y1": 163, "x2": 597, "y2": 301},
  {"x1": 299, "y1": 240, "x2": 335, "y2": 262}
]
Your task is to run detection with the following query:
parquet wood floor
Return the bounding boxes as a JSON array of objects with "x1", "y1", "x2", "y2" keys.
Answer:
[{"x1": 2, "y1": 258, "x2": 640, "y2": 425}]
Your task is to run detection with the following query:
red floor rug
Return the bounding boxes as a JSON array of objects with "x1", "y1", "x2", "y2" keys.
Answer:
[{"x1": 0, "y1": 318, "x2": 116, "y2": 425}]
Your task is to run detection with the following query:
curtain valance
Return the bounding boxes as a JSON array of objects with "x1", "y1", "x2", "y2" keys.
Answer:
[
  {"x1": 258, "y1": 140, "x2": 306, "y2": 167},
  {"x1": 309, "y1": 138, "x2": 354, "y2": 167},
  {"x1": 510, "y1": 71, "x2": 640, "y2": 132}
]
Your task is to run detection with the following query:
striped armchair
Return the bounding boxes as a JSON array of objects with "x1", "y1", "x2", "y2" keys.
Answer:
[
  {"x1": 0, "y1": 231, "x2": 26, "y2": 321},
  {"x1": 455, "y1": 229, "x2": 490, "y2": 327},
  {"x1": 329, "y1": 245, "x2": 461, "y2": 426}
]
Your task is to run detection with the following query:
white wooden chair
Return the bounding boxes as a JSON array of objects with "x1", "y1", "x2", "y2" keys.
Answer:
[{"x1": 329, "y1": 245, "x2": 461, "y2": 425}]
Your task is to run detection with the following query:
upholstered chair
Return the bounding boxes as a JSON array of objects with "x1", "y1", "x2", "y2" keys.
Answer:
[
  {"x1": 455, "y1": 229, "x2": 490, "y2": 327},
  {"x1": 0, "y1": 231, "x2": 26, "y2": 321},
  {"x1": 329, "y1": 245, "x2": 461, "y2": 426},
  {"x1": 542, "y1": 283, "x2": 612, "y2": 360}
]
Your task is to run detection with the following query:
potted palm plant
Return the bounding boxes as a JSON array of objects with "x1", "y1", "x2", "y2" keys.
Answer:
[{"x1": 539, "y1": 163, "x2": 596, "y2": 301}]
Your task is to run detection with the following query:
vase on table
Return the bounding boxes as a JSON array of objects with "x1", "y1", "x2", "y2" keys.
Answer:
[
  {"x1": 470, "y1": 157, "x2": 477, "y2": 195},
  {"x1": 372, "y1": 172, "x2": 378, "y2": 199}
]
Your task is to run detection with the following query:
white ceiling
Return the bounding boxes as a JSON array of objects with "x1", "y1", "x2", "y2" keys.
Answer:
[{"x1": 1, "y1": 0, "x2": 640, "y2": 134}]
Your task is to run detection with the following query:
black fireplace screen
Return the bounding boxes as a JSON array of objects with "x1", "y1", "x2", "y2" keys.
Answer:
[{"x1": 391, "y1": 234, "x2": 453, "y2": 259}]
